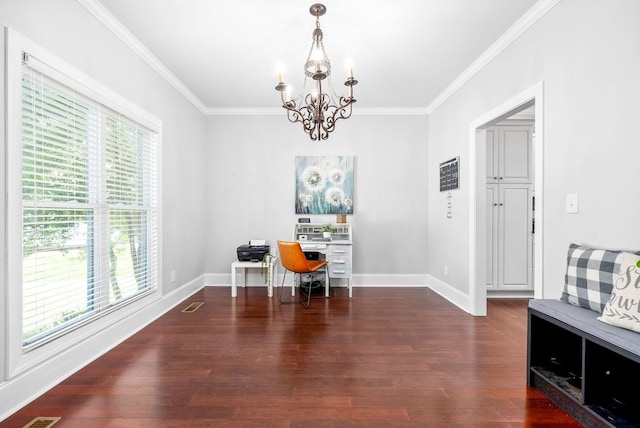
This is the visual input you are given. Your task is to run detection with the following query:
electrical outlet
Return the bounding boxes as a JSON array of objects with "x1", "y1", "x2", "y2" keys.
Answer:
[{"x1": 170, "y1": 270, "x2": 176, "y2": 283}]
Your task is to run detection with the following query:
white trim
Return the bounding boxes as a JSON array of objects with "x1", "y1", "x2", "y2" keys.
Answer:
[
  {"x1": 533, "y1": 98, "x2": 545, "y2": 298},
  {"x1": 0, "y1": 275, "x2": 205, "y2": 422},
  {"x1": 468, "y1": 82, "x2": 544, "y2": 316},
  {"x1": 204, "y1": 107, "x2": 430, "y2": 117},
  {"x1": 79, "y1": 0, "x2": 429, "y2": 117},
  {"x1": 426, "y1": 275, "x2": 471, "y2": 313},
  {"x1": 12, "y1": 29, "x2": 162, "y2": 131},
  {"x1": 78, "y1": 0, "x2": 208, "y2": 113},
  {"x1": 351, "y1": 274, "x2": 428, "y2": 286},
  {"x1": 79, "y1": 0, "x2": 559, "y2": 116},
  {"x1": 5, "y1": 28, "x2": 164, "y2": 377},
  {"x1": 426, "y1": 0, "x2": 561, "y2": 114},
  {"x1": 204, "y1": 273, "x2": 430, "y2": 288},
  {"x1": 5, "y1": 27, "x2": 22, "y2": 380}
]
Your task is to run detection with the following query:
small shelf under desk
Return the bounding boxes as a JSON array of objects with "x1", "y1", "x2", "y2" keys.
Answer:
[{"x1": 293, "y1": 223, "x2": 353, "y2": 297}]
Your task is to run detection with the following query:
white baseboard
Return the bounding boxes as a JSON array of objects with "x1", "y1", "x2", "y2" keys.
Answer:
[
  {"x1": 205, "y1": 273, "x2": 476, "y2": 315},
  {"x1": 352, "y1": 274, "x2": 428, "y2": 286},
  {"x1": 0, "y1": 275, "x2": 205, "y2": 422},
  {"x1": 426, "y1": 274, "x2": 472, "y2": 313},
  {"x1": 204, "y1": 272, "x2": 429, "y2": 288},
  {"x1": 487, "y1": 290, "x2": 534, "y2": 299}
]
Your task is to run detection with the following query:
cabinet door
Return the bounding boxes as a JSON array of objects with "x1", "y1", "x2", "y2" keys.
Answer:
[
  {"x1": 498, "y1": 126, "x2": 533, "y2": 183},
  {"x1": 498, "y1": 184, "x2": 533, "y2": 290},
  {"x1": 486, "y1": 185, "x2": 498, "y2": 290},
  {"x1": 486, "y1": 127, "x2": 499, "y2": 183}
]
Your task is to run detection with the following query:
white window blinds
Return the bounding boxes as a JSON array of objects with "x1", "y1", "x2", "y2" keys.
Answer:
[{"x1": 21, "y1": 54, "x2": 159, "y2": 348}]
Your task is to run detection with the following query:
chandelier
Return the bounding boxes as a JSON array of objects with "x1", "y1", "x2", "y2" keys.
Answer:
[{"x1": 275, "y1": 3, "x2": 358, "y2": 141}]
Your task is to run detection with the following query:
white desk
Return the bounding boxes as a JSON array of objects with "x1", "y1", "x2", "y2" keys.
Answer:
[
  {"x1": 299, "y1": 241, "x2": 352, "y2": 297},
  {"x1": 231, "y1": 258, "x2": 278, "y2": 298},
  {"x1": 293, "y1": 223, "x2": 353, "y2": 297}
]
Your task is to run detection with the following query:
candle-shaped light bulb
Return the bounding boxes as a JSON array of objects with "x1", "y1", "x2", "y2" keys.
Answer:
[
  {"x1": 313, "y1": 48, "x2": 323, "y2": 73},
  {"x1": 278, "y1": 73, "x2": 284, "y2": 84},
  {"x1": 345, "y1": 59, "x2": 354, "y2": 79}
]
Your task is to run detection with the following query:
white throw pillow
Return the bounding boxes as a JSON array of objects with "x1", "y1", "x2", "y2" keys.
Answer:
[{"x1": 599, "y1": 252, "x2": 640, "y2": 333}]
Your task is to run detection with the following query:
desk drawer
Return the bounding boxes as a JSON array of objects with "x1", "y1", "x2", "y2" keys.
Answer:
[
  {"x1": 328, "y1": 246, "x2": 351, "y2": 258},
  {"x1": 329, "y1": 265, "x2": 351, "y2": 278}
]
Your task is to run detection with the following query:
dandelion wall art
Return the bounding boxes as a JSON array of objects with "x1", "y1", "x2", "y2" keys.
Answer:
[{"x1": 295, "y1": 156, "x2": 354, "y2": 214}]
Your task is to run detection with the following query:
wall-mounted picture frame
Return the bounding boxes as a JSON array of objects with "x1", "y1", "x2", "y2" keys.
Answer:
[
  {"x1": 295, "y1": 156, "x2": 354, "y2": 214},
  {"x1": 440, "y1": 157, "x2": 459, "y2": 191}
]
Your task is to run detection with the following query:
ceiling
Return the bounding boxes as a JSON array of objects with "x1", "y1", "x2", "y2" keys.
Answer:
[{"x1": 92, "y1": 0, "x2": 540, "y2": 113}]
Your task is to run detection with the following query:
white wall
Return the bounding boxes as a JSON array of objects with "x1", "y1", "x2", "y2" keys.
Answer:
[
  {"x1": 205, "y1": 113, "x2": 429, "y2": 285},
  {"x1": 0, "y1": 0, "x2": 207, "y2": 418},
  {"x1": 427, "y1": 0, "x2": 640, "y2": 309}
]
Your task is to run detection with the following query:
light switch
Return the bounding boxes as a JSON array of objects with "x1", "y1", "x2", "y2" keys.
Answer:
[{"x1": 566, "y1": 193, "x2": 579, "y2": 214}]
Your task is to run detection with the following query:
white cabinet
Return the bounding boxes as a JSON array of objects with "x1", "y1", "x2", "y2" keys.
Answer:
[
  {"x1": 487, "y1": 123, "x2": 534, "y2": 292},
  {"x1": 486, "y1": 125, "x2": 533, "y2": 184}
]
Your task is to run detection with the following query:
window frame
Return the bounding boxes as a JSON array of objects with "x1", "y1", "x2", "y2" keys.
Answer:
[{"x1": 5, "y1": 29, "x2": 163, "y2": 377}]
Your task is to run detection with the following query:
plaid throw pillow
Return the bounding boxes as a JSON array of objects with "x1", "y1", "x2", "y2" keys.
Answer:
[{"x1": 560, "y1": 244, "x2": 626, "y2": 313}]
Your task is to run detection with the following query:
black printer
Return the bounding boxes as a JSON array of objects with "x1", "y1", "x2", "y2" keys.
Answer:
[{"x1": 237, "y1": 243, "x2": 270, "y2": 262}]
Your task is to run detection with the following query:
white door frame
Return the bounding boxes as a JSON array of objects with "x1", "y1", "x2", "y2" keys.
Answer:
[{"x1": 468, "y1": 82, "x2": 544, "y2": 316}]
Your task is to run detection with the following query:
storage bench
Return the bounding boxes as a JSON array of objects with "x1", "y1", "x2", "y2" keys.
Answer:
[{"x1": 528, "y1": 299, "x2": 640, "y2": 427}]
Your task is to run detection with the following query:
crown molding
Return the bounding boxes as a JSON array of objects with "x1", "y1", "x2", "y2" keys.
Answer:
[
  {"x1": 204, "y1": 107, "x2": 284, "y2": 116},
  {"x1": 426, "y1": 0, "x2": 562, "y2": 114},
  {"x1": 81, "y1": 0, "x2": 560, "y2": 118},
  {"x1": 204, "y1": 106, "x2": 429, "y2": 116},
  {"x1": 78, "y1": 0, "x2": 208, "y2": 113},
  {"x1": 356, "y1": 107, "x2": 430, "y2": 116}
]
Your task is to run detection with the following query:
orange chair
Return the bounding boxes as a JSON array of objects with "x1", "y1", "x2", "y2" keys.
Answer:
[{"x1": 277, "y1": 240, "x2": 328, "y2": 308}]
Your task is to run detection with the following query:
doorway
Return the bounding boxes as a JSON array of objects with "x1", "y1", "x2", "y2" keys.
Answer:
[
  {"x1": 486, "y1": 108, "x2": 534, "y2": 295},
  {"x1": 468, "y1": 83, "x2": 544, "y2": 316}
]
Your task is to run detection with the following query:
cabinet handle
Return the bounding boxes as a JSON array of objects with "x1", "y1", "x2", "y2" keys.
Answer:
[
  {"x1": 499, "y1": 203, "x2": 504, "y2": 206},
  {"x1": 493, "y1": 177, "x2": 498, "y2": 180},
  {"x1": 493, "y1": 203, "x2": 498, "y2": 206}
]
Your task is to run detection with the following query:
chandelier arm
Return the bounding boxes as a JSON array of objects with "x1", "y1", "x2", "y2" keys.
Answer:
[
  {"x1": 287, "y1": 109, "x2": 303, "y2": 125},
  {"x1": 280, "y1": 96, "x2": 304, "y2": 125}
]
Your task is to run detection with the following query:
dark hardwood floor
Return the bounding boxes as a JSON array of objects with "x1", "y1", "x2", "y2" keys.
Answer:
[{"x1": 3, "y1": 287, "x2": 580, "y2": 427}]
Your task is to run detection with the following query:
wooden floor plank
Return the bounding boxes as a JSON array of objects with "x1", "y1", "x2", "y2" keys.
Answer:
[{"x1": 2, "y1": 287, "x2": 580, "y2": 427}]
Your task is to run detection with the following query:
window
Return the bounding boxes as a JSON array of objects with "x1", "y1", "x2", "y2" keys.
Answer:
[{"x1": 14, "y1": 46, "x2": 159, "y2": 350}]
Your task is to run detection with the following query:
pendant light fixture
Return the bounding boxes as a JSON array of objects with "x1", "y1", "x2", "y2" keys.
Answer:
[{"x1": 275, "y1": 3, "x2": 358, "y2": 141}]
